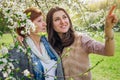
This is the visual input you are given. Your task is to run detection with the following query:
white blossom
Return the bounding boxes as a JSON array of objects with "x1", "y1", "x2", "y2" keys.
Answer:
[
  {"x1": 5, "y1": 76, "x2": 16, "y2": 80},
  {"x1": 20, "y1": 30, "x2": 25, "y2": 35},
  {"x1": 1, "y1": 0, "x2": 35, "y2": 34},
  {"x1": 0, "y1": 58, "x2": 15, "y2": 77},
  {"x1": 0, "y1": 58, "x2": 7, "y2": 71},
  {"x1": 0, "y1": 46, "x2": 8, "y2": 54},
  {"x1": 9, "y1": 43, "x2": 15, "y2": 49},
  {"x1": 22, "y1": 69, "x2": 30, "y2": 77}
]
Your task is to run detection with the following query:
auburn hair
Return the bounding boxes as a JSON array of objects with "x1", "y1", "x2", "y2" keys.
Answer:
[
  {"x1": 16, "y1": 7, "x2": 42, "y2": 38},
  {"x1": 46, "y1": 7, "x2": 75, "y2": 55}
]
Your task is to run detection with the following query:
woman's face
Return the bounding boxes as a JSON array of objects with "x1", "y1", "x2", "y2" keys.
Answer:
[
  {"x1": 32, "y1": 15, "x2": 46, "y2": 34},
  {"x1": 53, "y1": 10, "x2": 70, "y2": 35}
]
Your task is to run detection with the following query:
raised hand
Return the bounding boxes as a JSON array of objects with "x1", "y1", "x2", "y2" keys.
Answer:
[
  {"x1": 105, "y1": 5, "x2": 118, "y2": 29},
  {"x1": 108, "y1": 5, "x2": 116, "y2": 15}
]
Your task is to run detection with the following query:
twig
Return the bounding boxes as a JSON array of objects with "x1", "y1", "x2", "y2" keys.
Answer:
[{"x1": 34, "y1": 0, "x2": 41, "y2": 8}]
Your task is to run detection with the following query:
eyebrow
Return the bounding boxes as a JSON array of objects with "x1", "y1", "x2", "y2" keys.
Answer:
[{"x1": 54, "y1": 14, "x2": 67, "y2": 18}]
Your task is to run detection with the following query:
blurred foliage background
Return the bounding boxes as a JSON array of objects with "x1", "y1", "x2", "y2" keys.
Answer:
[{"x1": 0, "y1": 0, "x2": 120, "y2": 35}]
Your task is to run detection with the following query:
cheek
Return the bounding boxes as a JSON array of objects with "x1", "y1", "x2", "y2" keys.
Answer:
[
  {"x1": 35, "y1": 25, "x2": 41, "y2": 31},
  {"x1": 53, "y1": 22, "x2": 57, "y2": 29},
  {"x1": 36, "y1": 26, "x2": 39, "y2": 30},
  {"x1": 37, "y1": 26, "x2": 42, "y2": 32},
  {"x1": 53, "y1": 21, "x2": 59, "y2": 28},
  {"x1": 66, "y1": 19, "x2": 70, "y2": 23},
  {"x1": 53, "y1": 21, "x2": 56, "y2": 27},
  {"x1": 53, "y1": 25, "x2": 59, "y2": 32},
  {"x1": 53, "y1": 26, "x2": 57, "y2": 31},
  {"x1": 37, "y1": 23, "x2": 42, "y2": 28}
]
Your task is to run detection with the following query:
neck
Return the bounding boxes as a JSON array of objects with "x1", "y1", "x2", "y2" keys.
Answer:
[
  {"x1": 29, "y1": 33, "x2": 43, "y2": 54},
  {"x1": 29, "y1": 34, "x2": 40, "y2": 45},
  {"x1": 58, "y1": 33, "x2": 63, "y2": 39}
]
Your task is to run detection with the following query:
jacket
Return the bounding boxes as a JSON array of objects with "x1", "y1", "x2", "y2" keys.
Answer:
[{"x1": 0, "y1": 39, "x2": 65, "y2": 80}]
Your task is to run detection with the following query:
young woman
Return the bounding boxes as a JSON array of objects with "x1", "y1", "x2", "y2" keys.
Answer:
[
  {"x1": 0, "y1": 7, "x2": 64, "y2": 80},
  {"x1": 46, "y1": 6, "x2": 118, "y2": 80}
]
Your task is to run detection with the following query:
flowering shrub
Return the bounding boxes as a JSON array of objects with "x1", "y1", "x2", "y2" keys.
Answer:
[
  {"x1": 0, "y1": 45, "x2": 14, "y2": 79},
  {"x1": 0, "y1": 0, "x2": 36, "y2": 34},
  {"x1": 0, "y1": 0, "x2": 36, "y2": 79},
  {"x1": 0, "y1": 0, "x2": 116, "y2": 79}
]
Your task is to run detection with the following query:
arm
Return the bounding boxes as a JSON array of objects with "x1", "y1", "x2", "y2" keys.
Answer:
[
  {"x1": 104, "y1": 5, "x2": 118, "y2": 56},
  {"x1": 81, "y1": 34, "x2": 105, "y2": 55},
  {"x1": 81, "y1": 5, "x2": 118, "y2": 56},
  {"x1": 9, "y1": 48, "x2": 33, "y2": 79}
]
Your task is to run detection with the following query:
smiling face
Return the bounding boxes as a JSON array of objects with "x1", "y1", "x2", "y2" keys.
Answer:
[
  {"x1": 32, "y1": 15, "x2": 46, "y2": 35},
  {"x1": 53, "y1": 10, "x2": 70, "y2": 36}
]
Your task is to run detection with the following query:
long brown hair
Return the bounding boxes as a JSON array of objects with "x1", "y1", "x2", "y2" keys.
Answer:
[
  {"x1": 16, "y1": 7, "x2": 42, "y2": 38},
  {"x1": 46, "y1": 7, "x2": 75, "y2": 55}
]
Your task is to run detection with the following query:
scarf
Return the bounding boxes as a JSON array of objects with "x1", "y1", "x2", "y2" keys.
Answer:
[{"x1": 25, "y1": 36, "x2": 57, "y2": 80}]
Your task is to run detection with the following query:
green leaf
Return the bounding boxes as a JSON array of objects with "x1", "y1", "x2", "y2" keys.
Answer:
[
  {"x1": 54, "y1": 76, "x2": 57, "y2": 80},
  {"x1": 15, "y1": 68, "x2": 20, "y2": 72},
  {"x1": 0, "y1": 61, "x2": 4, "y2": 65},
  {"x1": 6, "y1": 9, "x2": 11, "y2": 13},
  {"x1": 68, "y1": 77, "x2": 74, "y2": 80},
  {"x1": 14, "y1": 41, "x2": 19, "y2": 48},
  {"x1": 27, "y1": 12, "x2": 31, "y2": 18},
  {"x1": 37, "y1": 32, "x2": 47, "y2": 36}
]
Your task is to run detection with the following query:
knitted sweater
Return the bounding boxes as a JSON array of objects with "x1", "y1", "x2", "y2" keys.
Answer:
[{"x1": 61, "y1": 32, "x2": 105, "y2": 80}]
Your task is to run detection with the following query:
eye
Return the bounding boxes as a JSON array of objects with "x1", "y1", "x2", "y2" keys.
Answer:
[
  {"x1": 63, "y1": 15, "x2": 67, "y2": 19},
  {"x1": 54, "y1": 18, "x2": 60, "y2": 21},
  {"x1": 38, "y1": 19, "x2": 41, "y2": 22}
]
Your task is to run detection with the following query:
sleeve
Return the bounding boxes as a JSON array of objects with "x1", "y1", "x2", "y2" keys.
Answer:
[
  {"x1": 81, "y1": 34, "x2": 105, "y2": 55},
  {"x1": 8, "y1": 48, "x2": 33, "y2": 80}
]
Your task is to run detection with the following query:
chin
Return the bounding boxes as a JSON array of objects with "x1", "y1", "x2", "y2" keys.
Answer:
[
  {"x1": 42, "y1": 31, "x2": 46, "y2": 32},
  {"x1": 62, "y1": 31, "x2": 68, "y2": 34},
  {"x1": 62, "y1": 30, "x2": 69, "y2": 33}
]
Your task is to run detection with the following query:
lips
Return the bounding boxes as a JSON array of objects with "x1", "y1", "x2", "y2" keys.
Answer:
[
  {"x1": 61, "y1": 26, "x2": 65, "y2": 28},
  {"x1": 60, "y1": 25, "x2": 67, "y2": 29},
  {"x1": 41, "y1": 28, "x2": 46, "y2": 32}
]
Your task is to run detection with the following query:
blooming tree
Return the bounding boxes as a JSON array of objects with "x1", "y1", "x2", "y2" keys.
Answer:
[{"x1": 0, "y1": 0, "x2": 118, "y2": 79}]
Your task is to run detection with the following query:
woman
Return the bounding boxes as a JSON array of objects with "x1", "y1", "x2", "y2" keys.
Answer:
[
  {"x1": 1, "y1": 7, "x2": 64, "y2": 80},
  {"x1": 46, "y1": 6, "x2": 118, "y2": 80}
]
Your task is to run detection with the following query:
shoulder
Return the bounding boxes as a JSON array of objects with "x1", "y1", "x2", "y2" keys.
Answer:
[
  {"x1": 8, "y1": 47, "x2": 30, "y2": 68},
  {"x1": 74, "y1": 31, "x2": 94, "y2": 43},
  {"x1": 9, "y1": 47, "x2": 26, "y2": 59},
  {"x1": 74, "y1": 31, "x2": 90, "y2": 39},
  {"x1": 8, "y1": 48, "x2": 33, "y2": 78},
  {"x1": 74, "y1": 31, "x2": 82, "y2": 38}
]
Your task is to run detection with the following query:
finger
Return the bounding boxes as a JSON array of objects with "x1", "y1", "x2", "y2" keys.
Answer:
[
  {"x1": 113, "y1": 19, "x2": 117, "y2": 23},
  {"x1": 108, "y1": 5, "x2": 116, "y2": 15},
  {"x1": 113, "y1": 16, "x2": 118, "y2": 23}
]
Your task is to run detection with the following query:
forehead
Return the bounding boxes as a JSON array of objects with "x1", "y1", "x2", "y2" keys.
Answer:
[
  {"x1": 53, "y1": 10, "x2": 66, "y2": 17},
  {"x1": 34, "y1": 15, "x2": 43, "y2": 20}
]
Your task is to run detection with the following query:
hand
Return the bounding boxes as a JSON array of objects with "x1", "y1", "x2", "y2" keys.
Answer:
[
  {"x1": 105, "y1": 5, "x2": 118, "y2": 29},
  {"x1": 17, "y1": 35, "x2": 24, "y2": 46}
]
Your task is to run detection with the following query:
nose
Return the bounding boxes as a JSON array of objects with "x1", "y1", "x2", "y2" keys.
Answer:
[
  {"x1": 60, "y1": 18, "x2": 65, "y2": 24},
  {"x1": 43, "y1": 21, "x2": 46, "y2": 27}
]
